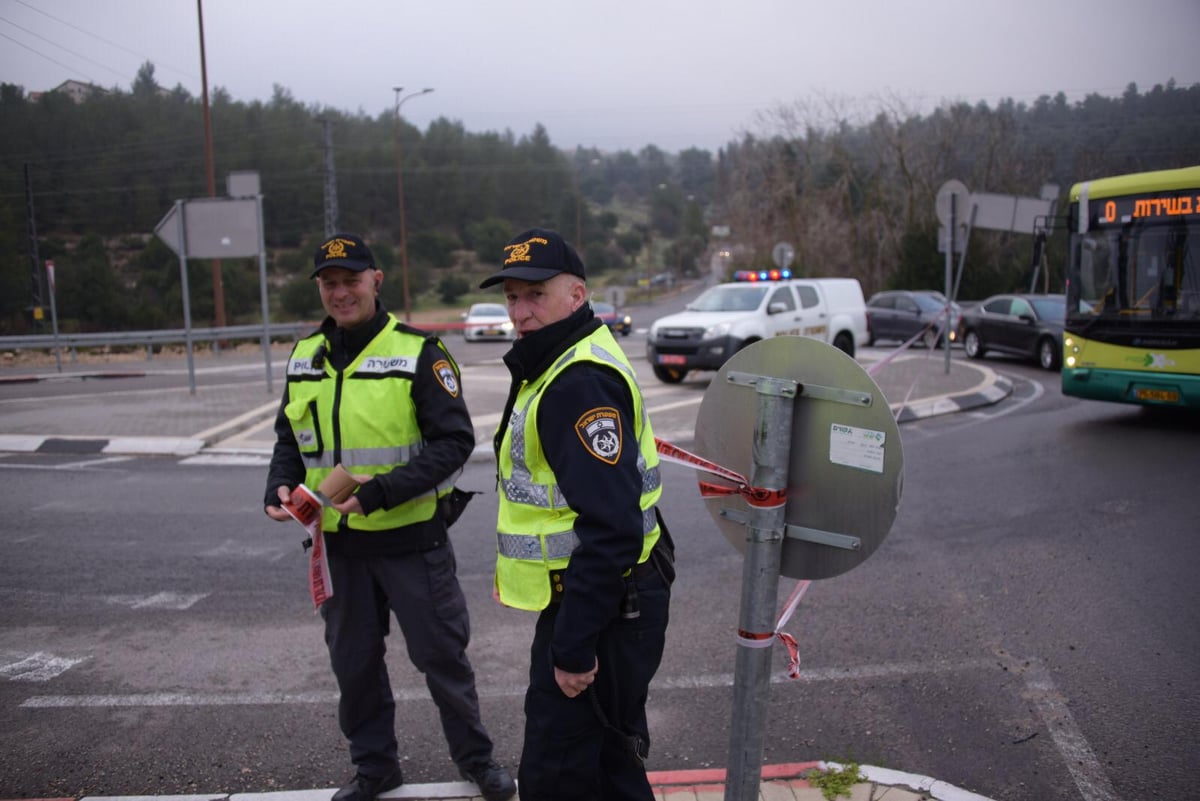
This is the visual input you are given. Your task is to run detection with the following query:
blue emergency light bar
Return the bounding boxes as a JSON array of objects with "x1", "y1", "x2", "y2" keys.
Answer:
[{"x1": 733, "y1": 269, "x2": 792, "y2": 282}]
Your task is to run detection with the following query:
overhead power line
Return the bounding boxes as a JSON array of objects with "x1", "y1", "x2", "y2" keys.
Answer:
[
  {"x1": 0, "y1": 29, "x2": 103, "y2": 86},
  {"x1": 12, "y1": 0, "x2": 197, "y2": 83}
]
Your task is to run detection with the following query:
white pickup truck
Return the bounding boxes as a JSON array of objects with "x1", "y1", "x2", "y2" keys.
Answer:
[{"x1": 646, "y1": 276, "x2": 869, "y2": 383}]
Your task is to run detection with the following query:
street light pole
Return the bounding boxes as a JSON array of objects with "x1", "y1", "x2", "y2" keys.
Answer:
[{"x1": 393, "y1": 86, "x2": 434, "y2": 322}]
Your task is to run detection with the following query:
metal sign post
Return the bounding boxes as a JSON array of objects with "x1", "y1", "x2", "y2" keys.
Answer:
[
  {"x1": 173, "y1": 201, "x2": 198, "y2": 395},
  {"x1": 723, "y1": 375, "x2": 795, "y2": 800},
  {"x1": 253, "y1": 191, "x2": 274, "y2": 395},
  {"x1": 945, "y1": 194, "x2": 955, "y2": 376},
  {"x1": 45, "y1": 259, "x2": 62, "y2": 373}
]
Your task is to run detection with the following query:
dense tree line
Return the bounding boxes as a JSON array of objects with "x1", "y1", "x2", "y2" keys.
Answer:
[
  {"x1": 1, "y1": 64, "x2": 1196, "y2": 333},
  {"x1": 720, "y1": 81, "x2": 1200, "y2": 300}
]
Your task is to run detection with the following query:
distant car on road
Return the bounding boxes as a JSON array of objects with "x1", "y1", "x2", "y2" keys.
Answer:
[
  {"x1": 959, "y1": 293, "x2": 1065, "y2": 370},
  {"x1": 866, "y1": 289, "x2": 962, "y2": 348},
  {"x1": 592, "y1": 301, "x2": 632, "y2": 336},
  {"x1": 461, "y1": 302, "x2": 515, "y2": 342}
]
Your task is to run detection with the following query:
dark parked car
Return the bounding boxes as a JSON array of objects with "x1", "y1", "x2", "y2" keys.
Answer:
[
  {"x1": 866, "y1": 290, "x2": 961, "y2": 348},
  {"x1": 592, "y1": 301, "x2": 632, "y2": 336},
  {"x1": 959, "y1": 293, "x2": 1065, "y2": 370}
]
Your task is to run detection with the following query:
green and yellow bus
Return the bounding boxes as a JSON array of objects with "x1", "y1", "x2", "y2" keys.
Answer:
[{"x1": 1061, "y1": 165, "x2": 1200, "y2": 408}]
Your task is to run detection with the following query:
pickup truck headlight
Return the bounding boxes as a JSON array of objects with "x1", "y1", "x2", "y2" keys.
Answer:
[{"x1": 705, "y1": 322, "x2": 731, "y2": 339}]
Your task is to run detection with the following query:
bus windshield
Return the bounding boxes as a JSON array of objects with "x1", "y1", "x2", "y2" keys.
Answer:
[{"x1": 1069, "y1": 222, "x2": 1200, "y2": 321}]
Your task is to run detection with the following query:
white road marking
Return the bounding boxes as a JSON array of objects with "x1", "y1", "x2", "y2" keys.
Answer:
[
  {"x1": 200, "y1": 539, "x2": 290, "y2": 561},
  {"x1": 0, "y1": 458, "x2": 133, "y2": 471},
  {"x1": 17, "y1": 656, "x2": 994, "y2": 706},
  {"x1": 181, "y1": 453, "x2": 271, "y2": 466},
  {"x1": 1023, "y1": 661, "x2": 1121, "y2": 801},
  {"x1": 103, "y1": 592, "x2": 208, "y2": 610},
  {"x1": 54, "y1": 455, "x2": 135, "y2": 470},
  {"x1": 0, "y1": 651, "x2": 89, "y2": 682}
]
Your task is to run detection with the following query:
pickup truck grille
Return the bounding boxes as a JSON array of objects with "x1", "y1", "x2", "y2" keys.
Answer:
[{"x1": 655, "y1": 327, "x2": 705, "y2": 342}]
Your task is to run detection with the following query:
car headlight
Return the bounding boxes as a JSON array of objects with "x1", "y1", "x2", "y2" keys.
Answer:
[{"x1": 705, "y1": 322, "x2": 731, "y2": 339}]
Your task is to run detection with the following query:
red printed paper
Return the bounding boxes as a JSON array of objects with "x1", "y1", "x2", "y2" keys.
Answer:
[{"x1": 282, "y1": 484, "x2": 334, "y2": 610}]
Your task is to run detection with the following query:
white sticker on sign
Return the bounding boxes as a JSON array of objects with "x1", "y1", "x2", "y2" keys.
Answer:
[{"x1": 828, "y1": 423, "x2": 885, "y2": 474}]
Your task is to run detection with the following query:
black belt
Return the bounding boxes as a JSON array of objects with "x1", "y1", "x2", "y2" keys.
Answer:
[
  {"x1": 631, "y1": 558, "x2": 658, "y2": 579},
  {"x1": 548, "y1": 557, "x2": 656, "y2": 604}
]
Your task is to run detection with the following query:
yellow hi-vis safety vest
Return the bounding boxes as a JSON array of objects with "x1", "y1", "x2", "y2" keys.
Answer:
[
  {"x1": 495, "y1": 325, "x2": 662, "y2": 611},
  {"x1": 285, "y1": 316, "x2": 457, "y2": 534}
]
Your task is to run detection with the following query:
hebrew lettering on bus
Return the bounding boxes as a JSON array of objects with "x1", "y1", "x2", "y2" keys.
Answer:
[
  {"x1": 1097, "y1": 192, "x2": 1200, "y2": 226},
  {"x1": 1132, "y1": 195, "x2": 1196, "y2": 219}
]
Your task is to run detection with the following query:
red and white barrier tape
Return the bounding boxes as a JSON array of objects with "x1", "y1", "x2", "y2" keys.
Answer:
[
  {"x1": 654, "y1": 436, "x2": 806, "y2": 676},
  {"x1": 735, "y1": 579, "x2": 811, "y2": 679},
  {"x1": 654, "y1": 437, "x2": 788, "y2": 509}
]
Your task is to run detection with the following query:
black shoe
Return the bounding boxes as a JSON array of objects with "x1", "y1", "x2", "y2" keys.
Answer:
[
  {"x1": 331, "y1": 767, "x2": 403, "y2": 801},
  {"x1": 458, "y1": 759, "x2": 516, "y2": 801}
]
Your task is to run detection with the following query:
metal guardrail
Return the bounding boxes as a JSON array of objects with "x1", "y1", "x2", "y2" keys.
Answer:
[{"x1": 0, "y1": 322, "x2": 315, "y2": 358}]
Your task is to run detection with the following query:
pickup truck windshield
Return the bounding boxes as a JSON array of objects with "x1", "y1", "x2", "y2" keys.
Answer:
[{"x1": 687, "y1": 285, "x2": 769, "y2": 312}]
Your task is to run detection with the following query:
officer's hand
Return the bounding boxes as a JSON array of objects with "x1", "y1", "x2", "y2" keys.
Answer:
[
  {"x1": 554, "y1": 659, "x2": 598, "y2": 698},
  {"x1": 330, "y1": 494, "x2": 364, "y2": 517},
  {"x1": 265, "y1": 486, "x2": 293, "y2": 522}
]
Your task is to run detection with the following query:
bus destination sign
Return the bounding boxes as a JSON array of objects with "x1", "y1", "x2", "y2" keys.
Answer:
[{"x1": 1091, "y1": 189, "x2": 1200, "y2": 227}]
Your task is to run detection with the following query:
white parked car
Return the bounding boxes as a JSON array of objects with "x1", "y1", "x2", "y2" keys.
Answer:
[{"x1": 462, "y1": 303, "x2": 515, "y2": 342}]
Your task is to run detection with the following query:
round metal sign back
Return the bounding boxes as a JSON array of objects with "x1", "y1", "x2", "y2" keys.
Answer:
[
  {"x1": 771, "y1": 241, "x2": 795, "y2": 270},
  {"x1": 694, "y1": 336, "x2": 903, "y2": 580}
]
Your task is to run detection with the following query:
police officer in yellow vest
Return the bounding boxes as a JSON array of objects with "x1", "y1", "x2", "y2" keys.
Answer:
[
  {"x1": 481, "y1": 228, "x2": 675, "y2": 801},
  {"x1": 264, "y1": 234, "x2": 515, "y2": 801}
]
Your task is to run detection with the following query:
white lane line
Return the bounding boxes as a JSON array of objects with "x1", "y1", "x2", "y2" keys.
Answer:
[
  {"x1": 20, "y1": 657, "x2": 997, "y2": 707},
  {"x1": 22, "y1": 690, "x2": 339, "y2": 708},
  {"x1": 1023, "y1": 661, "x2": 1121, "y2": 801}
]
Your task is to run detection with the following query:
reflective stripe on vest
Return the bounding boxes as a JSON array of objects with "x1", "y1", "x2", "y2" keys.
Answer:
[{"x1": 494, "y1": 325, "x2": 661, "y2": 611}]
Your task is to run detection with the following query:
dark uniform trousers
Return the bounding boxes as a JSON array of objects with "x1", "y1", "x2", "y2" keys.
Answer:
[
  {"x1": 321, "y1": 541, "x2": 493, "y2": 776},
  {"x1": 518, "y1": 567, "x2": 671, "y2": 801}
]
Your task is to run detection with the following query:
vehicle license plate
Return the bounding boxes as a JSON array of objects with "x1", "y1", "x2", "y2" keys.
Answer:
[
  {"x1": 659, "y1": 354, "x2": 687, "y2": 365},
  {"x1": 483, "y1": 328, "x2": 501, "y2": 336},
  {"x1": 1135, "y1": 387, "x2": 1179, "y2": 403}
]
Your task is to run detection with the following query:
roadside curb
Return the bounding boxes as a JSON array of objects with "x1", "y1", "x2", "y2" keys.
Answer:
[
  {"x1": 893, "y1": 373, "x2": 1012, "y2": 423},
  {"x1": 0, "y1": 370, "x2": 147, "y2": 383},
  {"x1": 0, "y1": 434, "x2": 206, "y2": 457},
  {"x1": 0, "y1": 761, "x2": 1000, "y2": 801}
]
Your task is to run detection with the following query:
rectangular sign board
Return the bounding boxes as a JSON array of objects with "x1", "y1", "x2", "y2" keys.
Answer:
[
  {"x1": 970, "y1": 193, "x2": 1055, "y2": 235},
  {"x1": 155, "y1": 197, "x2": 260, "y2": 258}
]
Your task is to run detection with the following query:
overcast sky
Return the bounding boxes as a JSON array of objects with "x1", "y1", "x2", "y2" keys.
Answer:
[{"x1": 3, "y1": 0, "x2": 1199, "y2": 153}]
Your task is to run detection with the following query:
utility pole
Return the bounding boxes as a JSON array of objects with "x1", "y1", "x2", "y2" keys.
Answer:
[
  {"x1": 23, "y1": 163, "x2": 45, "y2": 328},
  {"x1": 393, "y1": 86, "x2": 433, "y2": 322},
  {"x1": 321, "y1": 117, "x2": 339, "y2": 237},
  {"x1": 196, "y1": 0, "x2": 225, "y2": 329}
]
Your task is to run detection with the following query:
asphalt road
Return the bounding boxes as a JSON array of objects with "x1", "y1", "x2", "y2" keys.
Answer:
[{"x1": 1, "y1": 309, "x2": 1198, "y2": 800}]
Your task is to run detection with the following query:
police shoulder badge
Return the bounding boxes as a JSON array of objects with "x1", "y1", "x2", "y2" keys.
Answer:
[
  {"x1": 432, "y1": 359, "x2": 459, "y2": 397},
  {"x1": 575, "y1": 406, "x2": 622, "y2": 465}
]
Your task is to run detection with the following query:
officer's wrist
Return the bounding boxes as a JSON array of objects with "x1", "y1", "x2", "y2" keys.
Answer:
[{"x1": 353, "y1": 479, "x2": 384, "y2": 515}]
